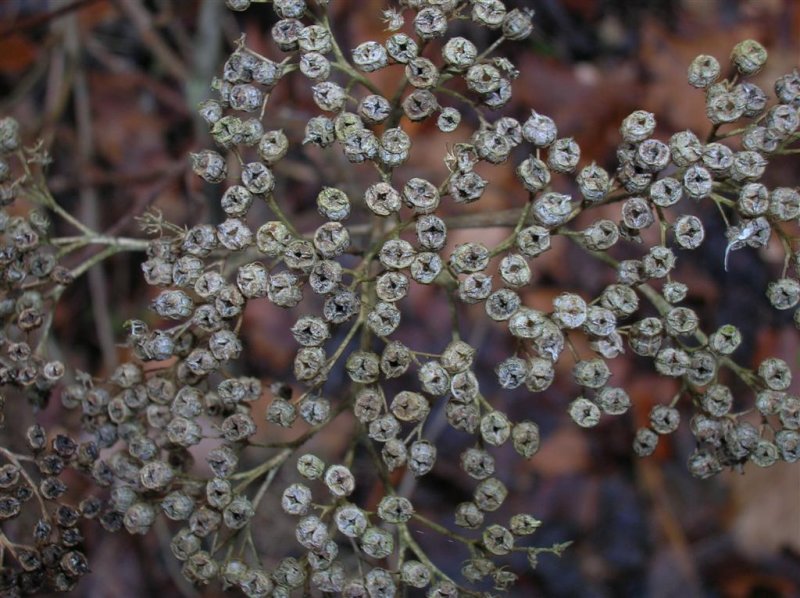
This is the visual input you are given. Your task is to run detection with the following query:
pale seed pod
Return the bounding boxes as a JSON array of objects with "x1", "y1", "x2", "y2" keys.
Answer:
[
  {"x1": 352, "y1": 41, "x2": 389, "y2": 72},
  {"x1": 334, "y1": 504, "x2": 368, "y2": 537},
  {"x1": 648, "y1": 177, "x2": 681, "y2": 208},
  {"x1": 701, "y1": 384, "x2": 733, "y2": 417},
  {"x1": 191, "y1": 150, "x2": 227, "y2": 183},
  {"x1": 461, "y1": 447, "x2": 496, "y2": 480},
  {"x1": 402, "y1": 177, "x2": 440, "y2": 213},
  {"x1": 368, "y1": 415, "x2": 407, "y2": 446},
  {"x1": 512, "y1": 420, "x2": 540, "y2": 458},
  {"x1": 496, "y1": 356, "x2": 528, "y2": 389},
  {"x1": 758, "y1": 357, "x2": 791, "y2": 391},
  {"x1": 620, "y1": 110, "x2": 656, "y2": 143},
  {"x1": 367, "y1": 301, "x2": 401, "y2": 336},
  {"x1": 633, "y1": 427, "x2": 659, "y2": 457},
  {"x1": 503, "y1": 8, "x2": 534, "y2": 40},
  {"x1": 730, "y1": 39, "x2": 767, "y2": 75},
  {"x1": 596, "y1": 387, "x2": 631, "y2": 415},
  {"x1": 569, "y1": 397, "x2": 601, "y2": 428},
  {"x1": 472, "y1": 0, "x2": 506, "y2": 28},
  {"x1": 358, "y1": 94, "x2": 391, "y2": 124},
  {"x1": 687, "y1": 54, "x2": 720, "y2": 88},
  {"x1": 650, "y1": 405, "x2": 680, "y2": 434},
  {"x1": 385, "y1": 33, "x2": 418, "y2": 63},
  {"x1": 419, "y1": 360, "x2": 451, "y2": 396},
  {"x1": 299, "y1": 51, "x2": 330, "y2": 80},
  {"x1": 442, "y1": 37, "x2": 478, "y2": 70},
  {"x1": 403, "y1": 89, "x2": 438, "y2": 121},
  {"x1": 474, "y1": 477, "x2": 508, "y2": 512},
  {"x1": 510, "y1": 513, "x2": 541, "y2": 536},
  {"x1": 408, "y1": 440, "x2": 436, "y2": 476},
  {"x1": 414, "y1": 7, "x2": 447, "y2": 39},
  {"x1": 454, "y1": 501, "x2": 484, "y2": 529},
  {"x1": 377, "y1": 495, "x2": 414, "y2": 523},
  {"x1": 577, "y1": 162, "x2": 610, "y2": 202},
  {"x1": 516, "y1": 155, "x2": 551, "y2": 192},
  {"x1": 482, "y1": 524, "x2": 514, "y2": 556},
  {"x1": 360, "y1": 527, "x2": 394, "y2": 559},
  {"x1": 480, "y1": 411, "x2": 511, "y2": 446}
]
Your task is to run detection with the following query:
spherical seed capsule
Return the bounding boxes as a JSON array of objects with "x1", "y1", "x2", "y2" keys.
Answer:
[
  {"x1": 385, "y1": 32, "x2": 418, "y2": 63},
  {"x1": 0, "y1": 117, "x2": 20, "y2": 154},
  {"x1": 687, "y1": 54, "x2": 720, "y2": 88},
  {"x1": 682, "y1": 164, "x2": 713, "y2": 200},
  {"x1": 515, "y1": 156, "x2": 550, "y2": 193},
  {"x1": 297, "y1": 24, "x2": 332, "y2": 54},
  {"x1": 367, "y1": 302, "x2": 401, "y2": 336},
  {"x1": 405, "y1": 56, "x2": 439, "y2": 88},
  {"x1": 482, "y1": 524, "x2": 514, "y2": 556},
  {"x1": 291, "y1": 315, "x2": 330, "y2": 347},
  {"x1": 576, "y1": 162, "x2": 610, "y2": 202},
  {"x1": 649, "y1": 405, "x2": 680, "y2": 435},
  {"x1": 442, "y1": 36, "x2": 477, "y2": 70},
  {"x1": 522, "y1": 110, "x2": 557, "y2": 147},
  {"x1": 673, "y1": 214, "x2": 705, "y2": 250},
  {"x1": 503, "y1": 8, "x2": 534, "y2": 40},
  {"x1": 414, "y1": 7, "x2": 447, "y2": 39},
  {"x1": 552, "y1": 292, "x2": 587, "y2": 328},
  {"x1": 517, "y1": 225, "x2": 551, "y2": 257},
  {"x1": 418, "y1": 361, "x2": 450, "y2": 396},
  {"x1": 358, "y1": 94, "x2": 391, "y2": 124},
  {"x1": 775, "y1": 69, "x2": 800, "y2": 107},
  {"x1": 573, "y1": 359, "x2": 611, "y2": 388},
  {"x1": 217, "y1": 217, "x2": 253, "y2": 250},
  {"x1": 403, "y1": 177, "x2": 439, "y2": 213},
  {"x1": 620, "y1": 110, "x2": 656, "y2": 143},
  {"x1": 378, "y1": 239, "x2": 415, "y2": 269},
  {"x1": 633, "y1": 427, "x2": 659, "y2": 457},
  {"x1": 454, "y1": 501, "x2": 484, "y2": 529},
  {"x1": 360, "y1": 527, "x2": 394, "y2": 559},
  {"x1": 466, "y1": 63, "x2": 502, "y2": 94},
  {"x1": 496, "y1": 356, "x2": 528, "y2": 389},
  {"x1": 547, "y1": 137, "x2": 580, "y2": 173},
  {"x1": 480, "y1": 411, "x2": 511, "y2": 446},
  {"x1": 403, "y1": 89, "x2": 438, "y2": 120},
  {"x1": 769, "y1": 186, "x2": 800, "y2": 221},
  {"x1": 472, "y1": 0, "x2": 506, "y2": 28},
  {"x1": 499, "y1": 253, "x2": 531, "y2": 288},
  {"x1": 436, "y1": 106, "x2": 462, "y2": 132},
  {"x1": 376, "y1": 495, "x2": 413, "y2": 524},
  {"x1": 731, "y1": 39, "x2": 767, "y2": 75},
  {"x1": 449, "y1": 169, "x2": 487, "y2": 204},
  {"x1": 706, "y1": 87, "x2": 746, "y2": 124},
  {"x1": 334, "y1": 503, "x2": 368, "y2": 537},
  {"x1": 401, "y1": 560, "x2": 432, "y2": 589},
  {"x1": 511, "y1": 420, "x2": 540, "y2": 458},
  {"x1": 408, "y1": 440, "x2": 436, "y2": 476},
  {"x1": 352, "y1": 41, "x2": 388, "y2": 72},
  {"x1": 313, "y1": 222, "x2": 349, "y2": 258},
  {"x1": 191, "y1": 150, "x2": 226, "y2": 183},
  {"x1": 687, "y1": 450, "x2": 723, "y2": 478},
  {"x1": 381, "y1": 341, "x2": 412, "y2": 378},
  {"x1": 758, "y1": 357, "x2": 791, "y2": 391},
  {"x1": 376, "y1": 271, "x2": 409, "y2": 302},
  {"x1": 345, "y1": 350, "x2": 380, "y2": 384},
  {"x1": 532, "y1": 192, "x2": 573, "y2": 227},
  {"x1": 304, "y1": 115, "x2": 335, "y2": 147},
  {"x1": 739, "y1": 82, "x2": 768, "y2": 117},
  {"x1": 767, "y1": 278, "x2": 800, "y2": 310},
  {"x1": 299, "y1": 51, "x2": 330, "y2": 80},
  {"x1": 581, "y1": 219, "x2": 619, "y2": 251}
]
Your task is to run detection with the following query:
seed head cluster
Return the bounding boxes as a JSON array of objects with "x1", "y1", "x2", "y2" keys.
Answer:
[{"x1": 0, "y1": 0, "x2": 798, "y2": 595}]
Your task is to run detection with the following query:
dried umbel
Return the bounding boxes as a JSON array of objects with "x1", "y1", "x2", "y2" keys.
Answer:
[{"x1": 0, "y1": 0, "x2": 798, "y2": 595}]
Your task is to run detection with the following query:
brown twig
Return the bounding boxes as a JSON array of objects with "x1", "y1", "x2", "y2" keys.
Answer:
[{"x1": 113, "y1": 0, "x2": 190, "y2": 81}]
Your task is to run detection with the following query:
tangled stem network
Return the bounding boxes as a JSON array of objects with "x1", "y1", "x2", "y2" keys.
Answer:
[{"x1": 0, "y1": 0, "x2": 799, "y2": 595}]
